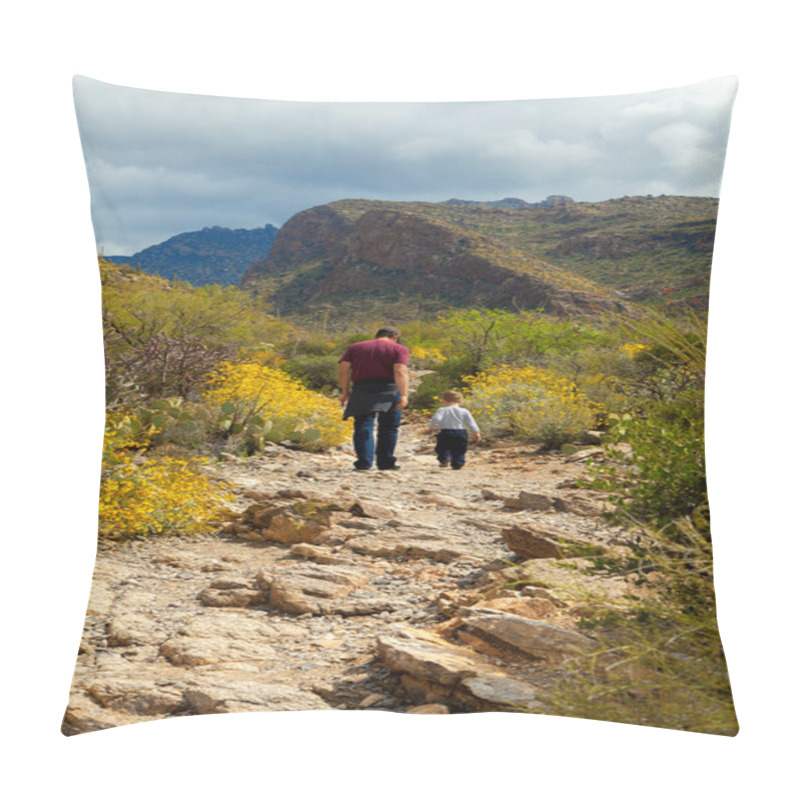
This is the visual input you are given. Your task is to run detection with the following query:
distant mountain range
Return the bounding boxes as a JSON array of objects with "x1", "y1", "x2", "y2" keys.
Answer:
[
  {"x1": 107, "y1": 224, "x2": 279, "y2": 286},
  {"x1": 241, "y1": 195, "x2": 717, "y2": 320},
  {"x1": 106, "y1": 195, "x2": 717, "y2": 320}
]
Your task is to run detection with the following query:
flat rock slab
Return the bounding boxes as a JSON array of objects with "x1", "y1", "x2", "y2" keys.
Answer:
[
  {"x1": 502, "y1": 523, "x2": 606, "y2": 560},
  {"x1": 183, "y1": 679, "x2": 332, "y2": 714},
  {"x1": 86, "y1": 677, "x2": 186, "y2": 716},
  {"x1": 160, "y1": 614, "x2": 305, "y2": 666},
  {"x1": 457, "y1": 607, "x2": 595, "y2": 663},
  {"x1": 345, "y1": 527, "x2": 482, "y2": 563},
  {"x1": 376, "y1": 627, "x2": 494, "y2": 687},
  {"x1": 268, "y1": 562, "x2": 373, "y2": 615},
  {"x1": 107, "y1": 612, "x2": 169, "y2": 647},
  {"x1": 459, "y1": 674, "x2": 542, "y2": 711}
]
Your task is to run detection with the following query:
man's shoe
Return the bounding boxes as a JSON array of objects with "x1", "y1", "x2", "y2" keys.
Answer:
[
  {"x1": 438, "y1": 459, "x2": 449, "y2": 468},
  {"x1": 378, "y1": 465, "x2": 401, "y2": 471}
]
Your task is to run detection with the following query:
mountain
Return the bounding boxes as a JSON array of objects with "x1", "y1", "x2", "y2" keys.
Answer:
[
  {"x1": 107, "y1": 224, "x2": 279, "y2": 286},
  {"x1": 240, "y1": 195, "x2": 717, "y2": 320}
]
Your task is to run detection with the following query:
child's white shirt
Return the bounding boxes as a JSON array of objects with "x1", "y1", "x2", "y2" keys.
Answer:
[{"x1": 429, "y1": 405, "x2": 480, "y2": 434}]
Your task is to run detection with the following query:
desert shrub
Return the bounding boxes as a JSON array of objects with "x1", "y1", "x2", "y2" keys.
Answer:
[
  {"x1": 464, "y1": 365, "x2": 602, "y2": 449},
  {"x1": 587, "y1": 410, "x2": 707, "y2": 530},
  {"x1": 203, "y1": 361, "x2": 349, "y2": 452},
  {"x1": 542, "y1": 517, "x2": 737, "y2": 735},
  {"x1": 282, "y1": 354, "x2": 340, "y2": 393},
  {"x1": 440, "y1": 308, "x2": 597, "y2": 373},
  {"x1": 99, "y1": 413, "x2": 232, "y2": 538}
]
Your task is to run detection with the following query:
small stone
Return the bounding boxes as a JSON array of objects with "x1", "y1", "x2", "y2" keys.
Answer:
[
  {"x1": 405, "y1": 703, "x2": 451, "y2": 714},
  {"x1": 358, "y1": 693, "x2": 386, "y2": 708}
]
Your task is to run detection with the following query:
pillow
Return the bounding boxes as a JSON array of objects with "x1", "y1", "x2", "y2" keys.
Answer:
[{"x1": 64, "y1": 75, "x2": 738, "y2": 736}]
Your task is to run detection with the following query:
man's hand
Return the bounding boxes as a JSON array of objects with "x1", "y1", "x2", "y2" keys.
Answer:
[
  {"x1": 395, "y1": 394, "x2": 409, "y2": 409},
  {"x1": 338, "y1": 360, "x2": 352, "y2": 407}
]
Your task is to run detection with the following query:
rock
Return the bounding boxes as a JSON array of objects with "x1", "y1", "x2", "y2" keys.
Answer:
[
  {"x1": 502, "y1": 523, "x2": 605, "y2": 559},
  {"x1": 268, "y1": 562, "x2": 372, "y2": 615},
  {"x1": 564, "y1": 447, "x2": 603, "y2": 463},
  {"x1": 376, "y1": 627, "x2": 494, "y2": 687},
  {"x1": 184, "y1": 679, "x2": 331, "y2": 714},
  {"x1": 61, "y1": 694, "x2": 131, "y2": 736},
  {"x1": 107, "y1": 613, "x2": 166, "y2": 647},
  {"x1": 405, "y1": 703, "x2": 451, "y2": 714},
  {"x1": 503, "y1": 491, "x2": 556, "y2": 511},
  {"x1": 348, "y1": 499, "x2": 399, "y2": 519},
  {"x1": 87, "y1": 678, "x2": 186, "y2": 716},
  {"x1": 196, "y1": 587, "x2": 266, "y2": 608},
  {"x1": 418, "y1": 492, "x2": 471, "y2": 510},
  {"x1": 345, "y1": 526, "x2": 484, "y2": 563},
  {"x1": 290, "y1": 543, "x2": 350, "y2": 565},
  {"x1": 477, "y1": 595, "x2": 559, "y2": 619},
  {"x1": 159, "y1": 615, "x2": 304, "y2": 666},
  {"x1": 459, "y1": 674, "x2": 542, "y2": 711},
  {"x1": 235, "y1": 499, "x2": 341, "y2": 544},
  {"x1": 85, "y1": 580, "x2": 114, "y2": 617},
  {"x1": 457, "y1": 607, "x2": 595, "y2": 663},
  {"x1": 358, "y1": 693, "x2": 386, "y2": 708},
  {"x1": 554, "y1": 491, "x2": 611, "y2": 517}
]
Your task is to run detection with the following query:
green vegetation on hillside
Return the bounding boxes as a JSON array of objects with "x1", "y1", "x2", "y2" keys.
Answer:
[{"x1": 328, "y1": 195, "x2": 717, "y2": 302}]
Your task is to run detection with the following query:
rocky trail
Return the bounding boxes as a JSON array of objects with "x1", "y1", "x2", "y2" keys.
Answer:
[{"x1": 63, "y1": 413, "x2": 635, "y2": 735}]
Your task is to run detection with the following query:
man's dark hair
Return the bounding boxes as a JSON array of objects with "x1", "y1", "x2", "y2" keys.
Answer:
[{"x1": 375, "y1": 326, "x2": 401, "y2": 339}]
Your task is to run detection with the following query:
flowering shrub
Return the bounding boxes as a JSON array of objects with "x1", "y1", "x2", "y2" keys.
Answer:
[
  {"x1": 99, "y1": 413, "x2": 233, "y2": 538},
  {"x1": 204, "y1": 361, "x2": 349, "y2": 451},
  {"x1": 464, "y1": 365, "x2": 602, "y2": 448}
]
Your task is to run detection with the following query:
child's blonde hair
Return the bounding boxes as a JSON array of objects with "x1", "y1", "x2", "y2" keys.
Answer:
[{"x1": 443, "y1": 390, "x2": 463, "y2": 403}]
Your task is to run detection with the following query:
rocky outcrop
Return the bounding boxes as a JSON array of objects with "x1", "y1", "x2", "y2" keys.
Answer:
[{"x1": 241, "y1": 202, "x2": 629, "y2": 317}]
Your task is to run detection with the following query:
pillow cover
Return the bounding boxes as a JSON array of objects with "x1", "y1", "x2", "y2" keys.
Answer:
[{"x1": 64, "y1": 75, "x2": 738, "y2": 736}]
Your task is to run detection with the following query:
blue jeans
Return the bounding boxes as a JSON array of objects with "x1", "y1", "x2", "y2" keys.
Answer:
[
  {"x1": 435, "y1": 429, "x2": 468, "y2": 469},
  {"x1": 352, "y1": 395, "x2": 402, "y2": 469}
]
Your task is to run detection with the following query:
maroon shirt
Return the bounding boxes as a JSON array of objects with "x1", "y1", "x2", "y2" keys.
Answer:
[{"x1": 339, "y1": 338, "x2": 409, "y2": 382}]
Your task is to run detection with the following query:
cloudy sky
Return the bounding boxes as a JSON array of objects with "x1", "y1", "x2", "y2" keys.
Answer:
[{"x1": 73, "y1": 75, "x2": 737, "y2": 255}]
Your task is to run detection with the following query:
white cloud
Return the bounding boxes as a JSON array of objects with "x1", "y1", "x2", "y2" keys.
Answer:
[{"x1": 73, "y1": 75, "x2": 737, "y2": 254}]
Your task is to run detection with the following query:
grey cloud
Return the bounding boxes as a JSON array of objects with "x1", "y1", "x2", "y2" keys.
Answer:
[{"x1": 74, "y1": 75, "x2": 737, "y2": 254}]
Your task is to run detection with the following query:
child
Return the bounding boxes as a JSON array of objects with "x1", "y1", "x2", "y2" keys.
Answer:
[{"x1": 428, "y1": 390, "x2": 481, "y2": 470}]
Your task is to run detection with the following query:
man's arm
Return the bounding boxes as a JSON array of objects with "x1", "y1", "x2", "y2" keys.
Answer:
[
  {"x1": 393, "y1": 362, "x2": 409, "y2": 409},
  {"x1": 339, "y1": 361, "x2": 352, "y2": 407}
]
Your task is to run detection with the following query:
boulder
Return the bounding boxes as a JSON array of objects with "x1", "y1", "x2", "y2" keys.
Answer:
[
  {"x1": 457, "y1": 607, "x2": 595, "y2": 663},
  {"x1": 268, "y1": 562, "x2": 372, "y2": 615},
  {"x1": 376, "y1": 627, "x2": 493, "y2": 687},
  {"x1": 183, "y1": 679, "x2": 331, "y2": 714},
  {"x1": 107, "y1": 613, "x2": 166, "y2": 647},
  {"x1": 459, "y1": 674, "x2": 542, "y2": 711},
  {"x1": 159, "y1": 614, "x2": 305, "y2": 666},
  {"x1": 234, "y1": 498, "x2": 342, "y2": 544},
  {"x1": 503, "y1": 491, "x2": 557, "y2": 511},
  {"x1": 87, "y1": 678, "x2": 186, "y2": 716},
  {"x1": 502, "y1": 523, "x2": 605, "y2": 559}
]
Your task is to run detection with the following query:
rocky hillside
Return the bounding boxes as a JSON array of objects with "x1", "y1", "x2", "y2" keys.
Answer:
[
  {"x1": 240, "y1": 204, "x2": 629, "y2": 319},
  {"x1": 241, "y1": 195, "x2": 717, "y2": 319},
  {"x1": 108, "y1": 224, "x2": 279, "y2": 286}
]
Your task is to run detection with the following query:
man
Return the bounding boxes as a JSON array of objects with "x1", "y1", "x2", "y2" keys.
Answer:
[{"x1": 339, "y1": 327, "x2": 409, "y2": 471}]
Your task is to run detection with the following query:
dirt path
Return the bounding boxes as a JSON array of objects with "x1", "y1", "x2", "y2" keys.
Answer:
[{"x1": 63, "y1": 415, "x2": 627, "y2": 734}]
